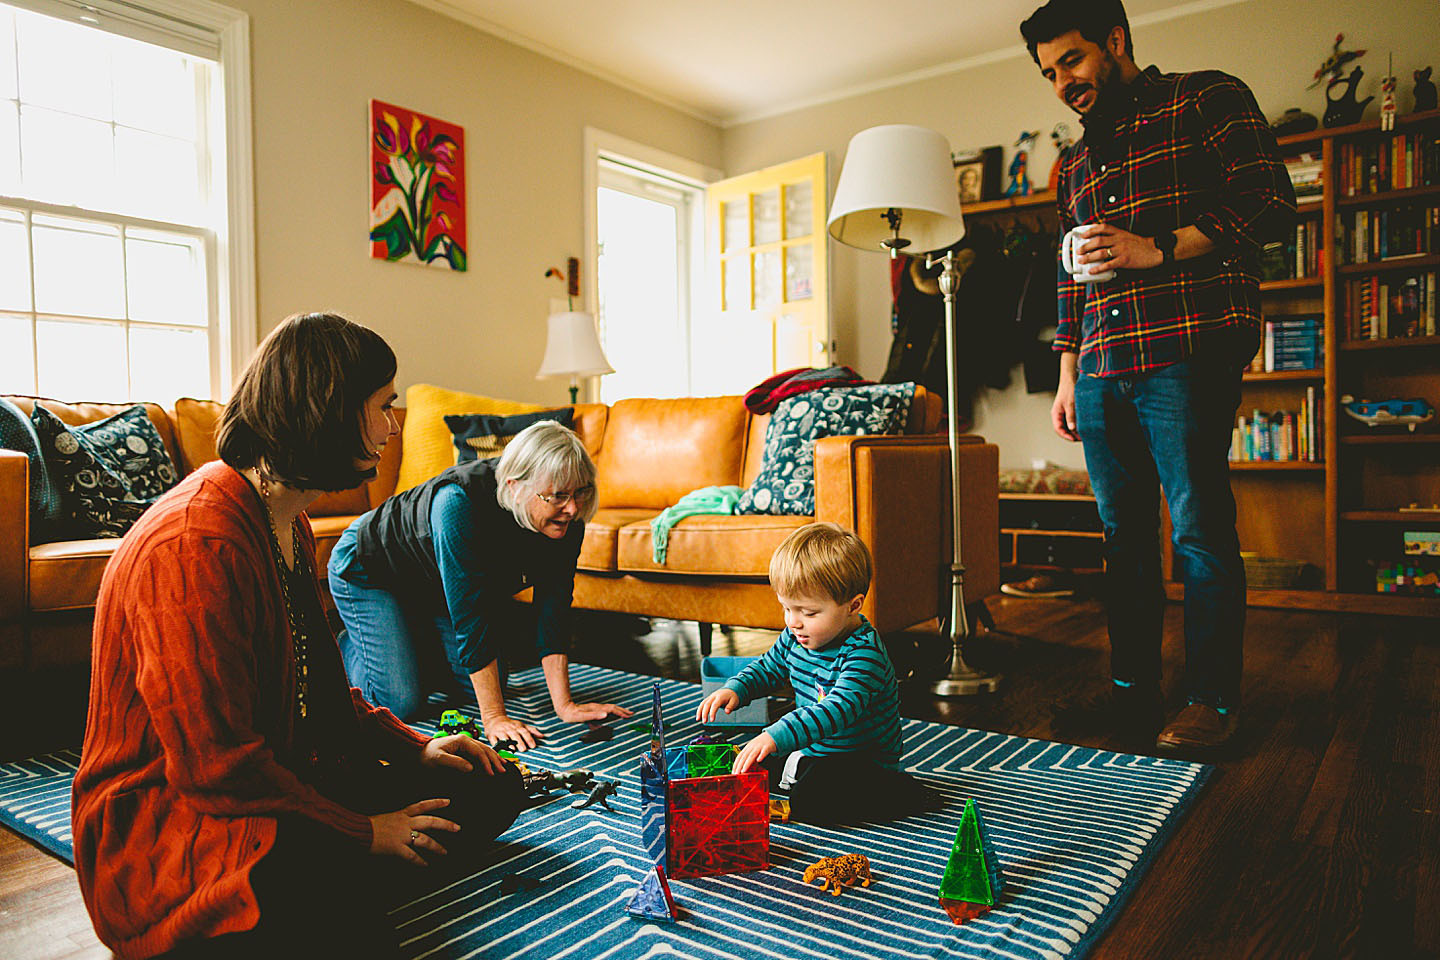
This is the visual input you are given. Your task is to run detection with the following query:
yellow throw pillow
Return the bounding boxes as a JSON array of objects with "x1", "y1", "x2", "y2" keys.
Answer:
[{"x1": 395, "y1": 383, "x2": 548, "y2": 492}]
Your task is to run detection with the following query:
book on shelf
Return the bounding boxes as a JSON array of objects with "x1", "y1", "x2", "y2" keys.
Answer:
[
  {"x1": 1345, "y1": 271, "x2": 1438, "y2": 340},
  {"x1": 1253, "y1": 314, "x2": 1322, "y2": 372},
  {"x1": 1337, "y1": 202, "x2": 1438, "y2": 264},
  {"x1": 1337, "y1": 127, "x2": 1438, "y2": 197},
  {"x1": 1286, "y1": 154, "x2": 1324, "y2": 204},
  {"x1": 1229, "y1": 390, "x2": 1322, "y2": 463}
]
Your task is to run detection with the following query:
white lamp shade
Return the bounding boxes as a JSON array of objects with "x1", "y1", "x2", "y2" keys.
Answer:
[
  {"x1": 535, "y1": 311, "x2": 614, "y2": 379},
  {"x1": 827, "y1": 124, "x2": 965, "y2": 254}
]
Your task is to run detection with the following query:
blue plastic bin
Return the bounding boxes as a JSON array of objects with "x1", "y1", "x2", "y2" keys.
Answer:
[{"x1": 700, "y1": 656, "x2": 769, "y2": 726}]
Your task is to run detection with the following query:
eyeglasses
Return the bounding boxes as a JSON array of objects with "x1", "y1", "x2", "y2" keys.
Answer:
[{"x1": 535, "y1": 484, "x2": 595, "y2": 507}]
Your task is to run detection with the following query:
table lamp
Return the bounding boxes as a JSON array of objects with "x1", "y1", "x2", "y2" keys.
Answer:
[
  {"x1": 827, "y1": 123, "x2": 1000, "y2": 696},
  {"x1": 536, "y1": 310, "x2": 614, "y2": 403}
]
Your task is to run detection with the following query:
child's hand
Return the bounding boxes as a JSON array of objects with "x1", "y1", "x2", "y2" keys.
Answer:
[
  {"x1": 696, "y1": 688, "x2": 740, "y2": 723},
  {"x1": 732, "y1": 733, "x2": 777, "y2": 774}
]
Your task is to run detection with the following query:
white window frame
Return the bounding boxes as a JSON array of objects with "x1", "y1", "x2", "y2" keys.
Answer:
[
  {"x1": 583, "y1": 127, "x2": 719, "y2": 401},
  {"x1": 6, "y1": 0, "x2": 254, "y2": 397}
]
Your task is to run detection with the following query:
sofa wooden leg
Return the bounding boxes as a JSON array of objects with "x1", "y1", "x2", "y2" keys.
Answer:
[{"x1": 698, "y1": 621, "x2": 713, "y2": 657}]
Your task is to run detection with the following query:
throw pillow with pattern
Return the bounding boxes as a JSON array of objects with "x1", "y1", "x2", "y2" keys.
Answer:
[
  {"x1": 0, "y1": 398, "x2": 68, "y2": 543},
  {"x1": 30, "y1": 404, "x2": 156, "y2": 538},
  {"x1": 445, "y1": 407, "x2": 575, "y2": 463},
  {"x1": 72, "y1": 404, "x2": 180, "y2": 501},
  {"x1": 737, "y1": 383, "x2": 916, "y2": 516}
]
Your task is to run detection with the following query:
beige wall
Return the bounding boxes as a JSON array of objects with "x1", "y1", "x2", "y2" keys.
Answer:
[
  {"x1": 231, "y1": 0, "x2": 722, "y2": 405},
  {"x1": 722, "y1": 0, "x2": 1440, "y2": 468}
]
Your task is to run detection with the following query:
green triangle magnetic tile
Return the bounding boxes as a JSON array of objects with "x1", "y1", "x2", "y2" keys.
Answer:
[{"x1": 937, "y1": 797, "x2": 1004, "y2": 906}]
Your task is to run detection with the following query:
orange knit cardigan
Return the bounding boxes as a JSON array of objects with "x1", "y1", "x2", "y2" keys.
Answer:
[{"x1": 72, "y1": 461, "x2": 429, "y2": 958}]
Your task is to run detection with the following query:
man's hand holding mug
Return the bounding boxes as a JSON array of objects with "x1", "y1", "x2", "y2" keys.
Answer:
[{"x1": 1062, "y1": 222, "x2": 1166, "y2": 281}]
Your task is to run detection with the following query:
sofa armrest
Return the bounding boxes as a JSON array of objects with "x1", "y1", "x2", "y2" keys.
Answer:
[
  {"x1": 814, "y1": 434, "x2": 998, "y2": 633},
  {"x1": 0, "y1": 449, "x2": 29, "y2": 620}
]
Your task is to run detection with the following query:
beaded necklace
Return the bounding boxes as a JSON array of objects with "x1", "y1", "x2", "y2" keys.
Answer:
[{"x1": 254, "y1": 469, "x2": 310, "y2": 719}]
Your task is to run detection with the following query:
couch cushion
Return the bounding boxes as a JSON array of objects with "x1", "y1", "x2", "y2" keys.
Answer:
[
  {"x1": 173, "y1": 397, "x2": 223, "y2": 473},
  {"x1": 30, "y1": 404, "x2": 154, "y2": 539},
  {"x1": 580, "y1": 508, "x2": 658, "y2": 572},
  {"x1": 0, "y1": 397, "x2": 66, "y2": 542},
  {"x1": 617, "y1": 513, "x2": 812, "y2": 577},
  {"x1": 4, "y1": 395, "x2": 181, "y2": 469},
  {"x1": 594, "y1": 396, "x2": 750, "y2": 511},
  {"x1": 69, "y1": 404, "x2": 180, "y2": 501},
  {"x1": 29, "y1": 538, "x2": 120, "y2": 611},
  {"x1": 569, "y1": 403, "x2": 608, "y2": 458},
  {"x1": 396, "y1": 384, "x2": 551, "y2": 494},
  {"x1": 446, "y1": 407, "x2": 574, "y2": 462}
]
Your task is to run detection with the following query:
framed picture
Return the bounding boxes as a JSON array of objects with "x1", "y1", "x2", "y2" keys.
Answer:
[
  {"x1": 954, "y1": 157, "x2": 985, "y2": 206},
  {"x1": 370, "y1": 99, "x2": 467, "y2": 271}
]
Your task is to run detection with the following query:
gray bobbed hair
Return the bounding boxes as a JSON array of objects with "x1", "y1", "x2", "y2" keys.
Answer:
[{"x1": 494, "y1": 420, "x2": 598, "y2": 532}]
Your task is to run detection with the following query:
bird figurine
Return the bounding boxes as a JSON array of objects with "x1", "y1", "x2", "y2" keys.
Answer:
[{"x1": 1310, "y1": 33, "x2": 1365, "y2": 88}]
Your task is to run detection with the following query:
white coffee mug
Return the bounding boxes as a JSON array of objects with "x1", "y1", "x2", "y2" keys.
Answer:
[{"x1": 1061, "y1": 224, "x2": 1117, "y2": 283}]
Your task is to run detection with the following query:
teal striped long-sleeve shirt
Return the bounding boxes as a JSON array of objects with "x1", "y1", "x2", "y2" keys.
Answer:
[{"x1": 723, "y1": 615, "x2": 903, "y2": 766}]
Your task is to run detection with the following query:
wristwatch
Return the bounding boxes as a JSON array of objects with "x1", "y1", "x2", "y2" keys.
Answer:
[{"x1": 1153, "y1": 230, "x2": 1178, "y2": 265}]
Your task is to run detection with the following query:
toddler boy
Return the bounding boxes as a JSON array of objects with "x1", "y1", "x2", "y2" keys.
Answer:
[{"x1": 696, "y1": 522, "x2": 930, "y2": 822}]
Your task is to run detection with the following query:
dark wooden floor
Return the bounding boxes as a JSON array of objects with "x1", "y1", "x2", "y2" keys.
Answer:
[{"x1": 3, "y1": 597, "x2": 1437, "y2": 959}]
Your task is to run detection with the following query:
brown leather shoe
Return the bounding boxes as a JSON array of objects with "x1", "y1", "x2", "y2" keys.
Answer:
[{"x1": 1155, "y1": 704, "x2": 1238, "y2": 753}]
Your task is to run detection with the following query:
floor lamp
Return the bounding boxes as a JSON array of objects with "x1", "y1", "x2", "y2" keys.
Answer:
[{"x1": 826, "y1": 124, "x2": 1001, "y2": 696}]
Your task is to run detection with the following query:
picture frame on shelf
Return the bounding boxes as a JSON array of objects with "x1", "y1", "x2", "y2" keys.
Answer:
[{"x1": 951, "y1": 145, "x2": 1005, "y2": 205}]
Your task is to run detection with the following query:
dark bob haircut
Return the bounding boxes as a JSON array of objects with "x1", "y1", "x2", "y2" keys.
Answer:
[
  {"x1": 1020, "y1": 0, "x2": 1132, "y2": 66},
  {"x1": 217, "y1": 312, "x2": 396, "y2": 492}
]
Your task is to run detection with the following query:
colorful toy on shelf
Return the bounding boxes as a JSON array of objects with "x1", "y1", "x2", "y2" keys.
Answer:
[
  {"x1": 1311, "y1": 33, "x2": 1366, "y2": 88},
  {"x1": 1047, "y1": 122, "x2": 1074, "y2": 192},
  {"x1": 1340, "y1": 395, "x2": 1436, "y2": 431},
  {"x1": 1380, "y1": 56, "x2": 1397, "y2": 132},
  {"x1": 434, "y1": 709, "x2": 482, "y2": 739},
  {"x1": 1004, "y1": 130, "x2": 1039, "y2": 197},
  {"x1": 636, "y1": 682, "x2": 769, "y2": 883},
  {"x1": 626, "y1": 865, "x2": 680, "y2": 922},
  {"x1": 937, "y1": 798, "x2": 1005, "y2": 924},
  {"x1": 802, "y1": 854, "x2": 874, "y2": 896}
]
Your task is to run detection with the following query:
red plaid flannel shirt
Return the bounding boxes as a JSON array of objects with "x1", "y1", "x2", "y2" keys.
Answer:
[{"x1": 1053, "y1": 66, "x2": 1297, "y2": 377}]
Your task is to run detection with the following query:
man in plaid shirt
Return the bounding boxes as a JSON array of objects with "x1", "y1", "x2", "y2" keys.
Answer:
[{"x1": 1020, "y1": 0, "x2": 1296, "y2": 752}]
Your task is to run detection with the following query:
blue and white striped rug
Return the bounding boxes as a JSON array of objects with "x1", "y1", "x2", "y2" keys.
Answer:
[{"x1": 0, "y1": 664, "x2": 1211, "y2": 960}]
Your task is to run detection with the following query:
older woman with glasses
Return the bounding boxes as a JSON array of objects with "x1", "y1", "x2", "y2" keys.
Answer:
[{"x1": 329, "y1": 420, "x2": 632, "y2": 750}]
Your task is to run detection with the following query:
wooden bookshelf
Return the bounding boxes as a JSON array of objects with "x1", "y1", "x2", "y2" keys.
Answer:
[
  {"x1": 1242, "y1": 368, "x2": 1323, "y2": 382},
  {"x1": 962, "y1": 190, "x2": 1055, "y2": 215},
  {"x1": 1229, "y1": 460, "x2": 1325, "y2": 471}
]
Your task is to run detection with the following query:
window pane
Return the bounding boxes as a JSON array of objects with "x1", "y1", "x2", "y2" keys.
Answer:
[
  {"x1": 116, "y1": 128, "x2": 200, "y2": 221},
  {"x1": 15, "y1": 10, "x2": 113, "y2": 121},
  {"x1": 130, "y1": 325, "x2": 209, "y2": 401},
  {"x1": 113, "y1": 40, "x2": 196, "y2": 139},
  {"x1": 36, "y1": 317, "x2": 127, "y2": 399},
  {"x1": 753, "y1": 188, "x2": 779, "y2": 245},
  {"x1": 0, "y1": 100, "x2": 19, "y2": 193},
  {"x1": 20, "y1": 105, "x2": 114, "y2": 206},
  {"x1": 783, "y1": 180, "x2": 812, "y2": 240},
  {"x1": 0, "y1": 11, "x2": 16, "y2": 101},
  {"x1": 753, "y1": 250, "x2": 780, "y2": 307},
  {"x1": 0, "y1": 208, "x2": 30, "y2": 310},
  {"x1": 785, "y1": 243, "x2": 813, "y2": 301},
  {"x1": 33, "y1": 216, "x2": 124, "y2": 318},
  {"x1": 723, "y1": 256, "x2": 748, "y2": 312},
  {"x1": 722, "y1": 199, "x2": 747, "y2": 253},
  {"x1": 0, "y1": 313, "x2": 35, "y2": 394},
  {"x1": 127, "y1": 231, "x2": 205, "y2": 326}
]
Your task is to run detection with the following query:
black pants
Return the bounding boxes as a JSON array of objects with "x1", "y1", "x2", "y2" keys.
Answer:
[
  {"x1": 160, "y1": 761, "x2": 524, "y2": 959},
  {"x1": 762, "y1": 751, "x2": 939, "y2": 825}
]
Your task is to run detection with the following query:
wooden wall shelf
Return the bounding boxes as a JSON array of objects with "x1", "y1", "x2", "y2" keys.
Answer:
[{"x1": 1229, "y1": 461, "x2": 1324, "y2": 471}]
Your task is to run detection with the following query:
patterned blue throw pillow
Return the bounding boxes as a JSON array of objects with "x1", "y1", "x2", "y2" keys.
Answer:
[
  {"x1": 70, "y1": 404, "x2": 180, "y2": 500},
  {"x1": 0, "y1": 398, "x2": 67, "y2": 543},
  {"x1": 737, "y1": 383, "x2": 916, "y2": 516},
  {"x1": 29, "y1": 404, "x2": 158, "y2": 539}
]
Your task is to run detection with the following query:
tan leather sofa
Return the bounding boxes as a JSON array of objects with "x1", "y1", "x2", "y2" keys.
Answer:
[{"x1": 1, "y1": 389, "x2": 997, "y2": 671}]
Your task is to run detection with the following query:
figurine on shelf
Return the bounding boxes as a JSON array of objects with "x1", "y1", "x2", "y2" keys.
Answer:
[
  {"x1": 1047, "y1": 123, "x2": 1074, "y2": 193},
  {"x1": 1380, "y1": 73, "x2": 1397, "y2": 131},
  {"x1": 1325, "y1": 66, "x2": 1373, "y2": 128},
  {"x1": 1340, "y1": 396, "x2": 1436, "y2": 432},
  {"x1": 1415, "y1": 67, "x2": 1437, "y2": 112},
  {"x1": 1004, "y1": 130, "x2": 1039, "y2": 197}
]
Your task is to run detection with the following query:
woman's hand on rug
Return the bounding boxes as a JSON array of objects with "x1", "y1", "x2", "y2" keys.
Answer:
[
  {"x1": 697, "y1": 689, "x2": 740, "y2": 723},
  {"x1": 370, "y1": 798, "x2": 459, "y2": 865},
  {"x1": 486, "y1": 715, "x2": 544, "y2": 752},
  {"x1": 732, "y1": 733, "x2": 777, "y2": 774},
  {"x1": 556, "y1": 701, "x2": 636, "y2": 724},
  {"x1": 422, "y1": 734, "x2": 507, "y2": 776}
]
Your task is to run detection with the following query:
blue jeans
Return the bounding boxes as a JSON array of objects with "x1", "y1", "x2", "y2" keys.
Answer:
[
  {"x1": 328, "y1": 526, "x2": 480, "y2": 721},
  {"x1": 1074, "y1": 357, "x2": 1245, "y2": 709}
]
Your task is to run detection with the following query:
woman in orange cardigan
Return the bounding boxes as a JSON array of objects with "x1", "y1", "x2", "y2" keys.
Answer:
[{"x1": 72, "y1": 313, "x2": 523, "y2": 959}]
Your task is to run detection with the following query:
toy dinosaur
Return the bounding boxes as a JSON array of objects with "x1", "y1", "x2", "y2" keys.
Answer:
[
  {"x1": 571, "y1": 779, "x2": 620, "y2": 811},
  {"x1": 802, "y1": 854, "x2": 874, "y2": 896},
  {"x1": 555, "y1": 768, "x2": 596, "y2": 792}
]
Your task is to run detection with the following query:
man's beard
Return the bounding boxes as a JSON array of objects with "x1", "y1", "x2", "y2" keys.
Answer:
[{"x1": 1067, "y1": 52, "x2": 1122, "y2": 118}]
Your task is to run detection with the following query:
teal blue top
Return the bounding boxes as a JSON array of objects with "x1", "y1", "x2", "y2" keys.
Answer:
[{"x1": 723, "y1": 615, "x2": 904, "y2": 766}]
